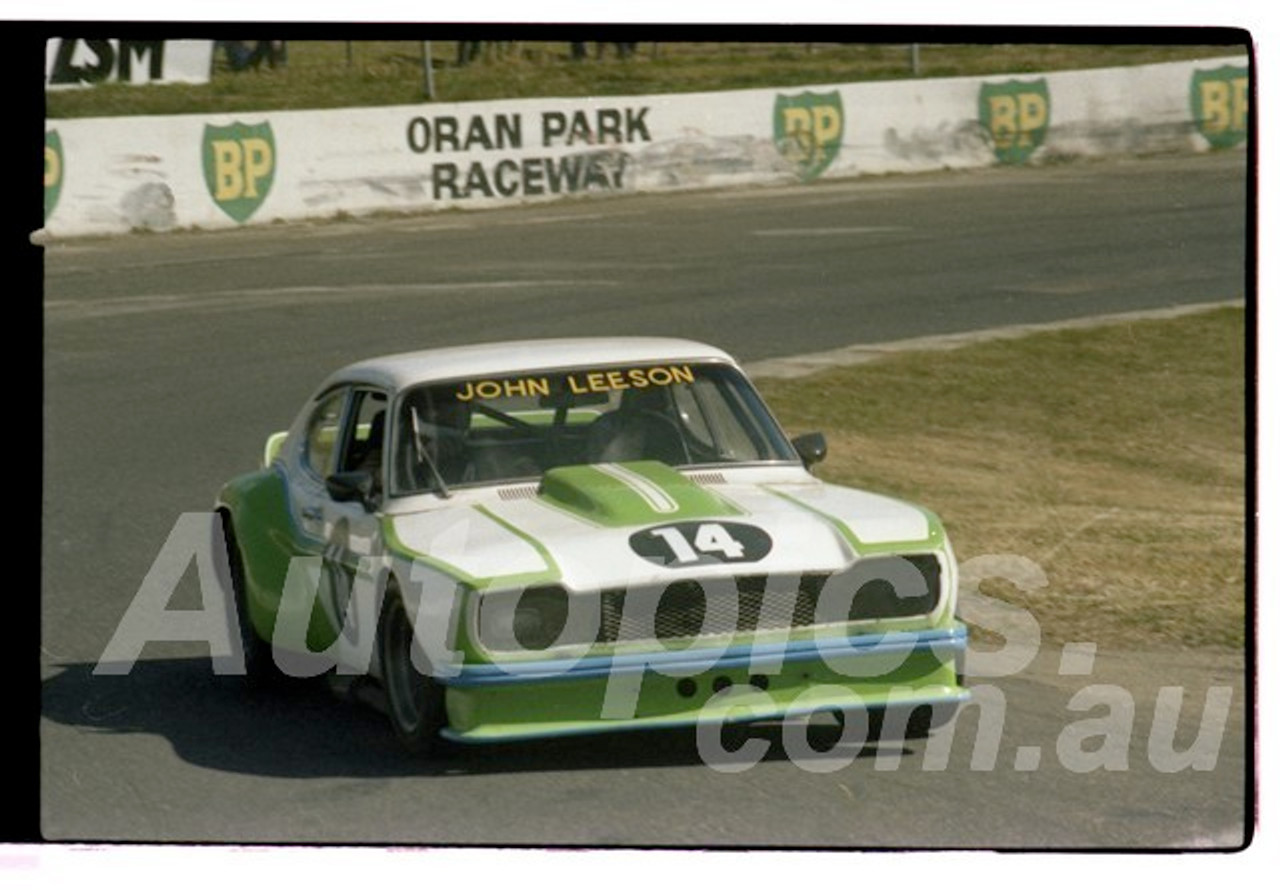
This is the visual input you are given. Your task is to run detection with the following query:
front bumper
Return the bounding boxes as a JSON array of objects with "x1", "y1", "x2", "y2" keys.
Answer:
[{"x1": 439, "y1": 625, "x2": 968, "y2": 743}]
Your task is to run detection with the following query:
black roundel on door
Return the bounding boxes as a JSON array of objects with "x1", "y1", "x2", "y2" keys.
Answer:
[{"x1": 630, "y1": 521, "x2": 773, "y2": 567}]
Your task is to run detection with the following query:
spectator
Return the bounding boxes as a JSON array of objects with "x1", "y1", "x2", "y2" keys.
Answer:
[
  {"x1": 597, "y1": 42, "x2": 637, "y2": 60},
  {"x1": 220, "y1": 40, "x2": 287, "y2": 72}
]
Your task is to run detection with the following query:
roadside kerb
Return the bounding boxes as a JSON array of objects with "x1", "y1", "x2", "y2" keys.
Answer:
[{"x1": 743, "y1": 299, "x2": 1246, "y2": 379}]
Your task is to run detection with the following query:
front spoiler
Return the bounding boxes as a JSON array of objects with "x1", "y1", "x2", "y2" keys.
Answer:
[{"x1": 439, "y1": 625, "x2": 968, "y2": 744}]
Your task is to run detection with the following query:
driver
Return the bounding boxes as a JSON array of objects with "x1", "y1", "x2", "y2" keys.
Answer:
[{"x1": 586, "y1": 385, "x2": 686, "y2": 464}]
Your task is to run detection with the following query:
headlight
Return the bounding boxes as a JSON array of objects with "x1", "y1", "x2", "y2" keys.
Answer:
[
  {"x1": 512, "y1": 586, "x2": 569, "y2": 650},
  {"x1": 814, "y1": 554, "x2": 942, "y2": 623},
  {"x1": 478, "y1": 585, "x2": 575, "y2": 652}
]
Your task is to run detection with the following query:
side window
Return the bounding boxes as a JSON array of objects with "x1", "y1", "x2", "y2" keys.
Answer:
[
  {"x1": 303, "y1": 389, "x2": 348, "y2": 479},
  {"x1": 339, "y1": 390, "x2": 389, "y2": 482}
]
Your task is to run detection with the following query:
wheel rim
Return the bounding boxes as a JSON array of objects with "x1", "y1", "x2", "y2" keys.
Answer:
[{"x1": 383, "y1": 601, "x2": 427, "y2": 733}]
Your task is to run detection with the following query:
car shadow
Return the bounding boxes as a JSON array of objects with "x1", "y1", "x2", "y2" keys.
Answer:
[{"x1": 42, "y1": 657, "x2": 924, "y2": 779}]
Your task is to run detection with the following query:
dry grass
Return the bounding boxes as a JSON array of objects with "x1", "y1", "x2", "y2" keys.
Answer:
[
  {"x1": 758, "y1": 307, "x2": 1248, "y2": 649},
  {"x1": 46, "y1": 40, "x2": 1244, "y2": 119}
]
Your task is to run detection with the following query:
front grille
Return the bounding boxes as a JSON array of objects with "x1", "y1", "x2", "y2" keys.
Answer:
[
  {"x1": 596, "y1": 554, "x2": 941, "y2": 644},
  {"x1": 476, "y1": 555, "x2": 942, "y2": 652}
]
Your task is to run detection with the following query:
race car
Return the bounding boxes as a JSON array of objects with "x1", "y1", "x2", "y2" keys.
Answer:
[{"x1": 215, "y1": 337, "x2": 968, "y2": 755}]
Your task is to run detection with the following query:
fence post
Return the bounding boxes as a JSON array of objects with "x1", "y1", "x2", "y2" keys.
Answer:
[{"x1": 423, "y1": 41, "x2": 436, "y2": 100}]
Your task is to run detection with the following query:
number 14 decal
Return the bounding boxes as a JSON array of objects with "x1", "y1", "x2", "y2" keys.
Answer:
[
  {"x1": 629, "y1": 521, "x2": 773, "y2": 566},
  {"x1": 651, "y1": 523, "x2": 744, "y2": 563}
]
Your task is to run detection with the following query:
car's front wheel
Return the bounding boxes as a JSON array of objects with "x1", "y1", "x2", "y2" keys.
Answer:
[{"x1": 378, "y1": 589, "x2": 450, "y2": 756}]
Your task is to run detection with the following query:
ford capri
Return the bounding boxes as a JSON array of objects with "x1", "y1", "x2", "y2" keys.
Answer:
[{"x1": 215, "y1": 338, "x2": 968, "y2": 756}]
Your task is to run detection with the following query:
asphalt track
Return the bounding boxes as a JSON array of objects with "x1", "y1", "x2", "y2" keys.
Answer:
[{"x1": 40, "y1": 151, "x2": 1249, "y2": 848}]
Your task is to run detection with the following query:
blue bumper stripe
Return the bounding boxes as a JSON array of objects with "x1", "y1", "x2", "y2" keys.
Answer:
[{"x1": 441, "y1": 626, "x2": 967, "y2": 688}]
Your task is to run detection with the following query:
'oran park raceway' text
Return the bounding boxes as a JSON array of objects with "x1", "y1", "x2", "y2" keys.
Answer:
[{"x1": 406, "y1": 106, "x2": 651, "y2": 201}]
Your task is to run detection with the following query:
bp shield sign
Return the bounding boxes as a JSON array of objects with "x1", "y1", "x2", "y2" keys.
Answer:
[
  {"x1": 202, "y1": 121, "x2": 276, "y2": 222},
  {"x1": 773, "y1": 91, "x2": 844, "y2": 181},
  {"x1": 979, "y1": 79, "x2": 1050, "y2": 165},
  {"x1": 45, "y1": 130, "x2": 64, "y2": 221},
  {"x1": 1191, "y1": 65, "x2": 1248, "y2": 149}
]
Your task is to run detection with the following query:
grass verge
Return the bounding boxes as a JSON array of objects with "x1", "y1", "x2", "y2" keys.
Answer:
[{"x1": 757, "y1": 306, "x2": 1247, "y2": 650}]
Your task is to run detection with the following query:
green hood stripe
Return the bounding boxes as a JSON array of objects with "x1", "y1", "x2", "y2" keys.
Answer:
[
  {"x1": 472, "y1": 505, "x2": 562, "y2": 589},
  {"x1": 382, "y1": 507, "x2": 561, "y2": 591},
  {"x1": 764, "y1": 487, "x2": 945, "y2": 556}
]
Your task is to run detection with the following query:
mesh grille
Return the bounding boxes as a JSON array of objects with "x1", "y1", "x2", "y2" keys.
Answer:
[{"x1": 595, "y1": 554, "x2": 941, "y2": 644}]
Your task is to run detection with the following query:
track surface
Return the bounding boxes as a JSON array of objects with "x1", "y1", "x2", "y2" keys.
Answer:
[{"x1": 41, "y1": 151, "x2": 1249, "y2": 847}]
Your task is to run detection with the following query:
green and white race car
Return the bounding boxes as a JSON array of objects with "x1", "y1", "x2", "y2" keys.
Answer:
[{"x1": 216, "y1": 337, "x2": 968, "y2": 756}]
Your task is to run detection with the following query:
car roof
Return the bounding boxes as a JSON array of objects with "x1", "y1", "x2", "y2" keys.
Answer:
[{"x1": 322, "y1": 337, "x2": 738, "y2": 392}]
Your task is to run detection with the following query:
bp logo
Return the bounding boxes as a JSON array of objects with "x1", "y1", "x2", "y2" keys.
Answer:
[
  {"x1": 1191, "y1": 65, "x2": 1248, "y2": 149},
  {"x1": 773, "y1": 91, "x2": 844, "y2": 181},
  {"x1": 202, "y1": 121, "x2": 276, "y2": 222},
  {"x1": 45, "y1": 130, "x2": 64, "y2": 221},
  {"x1": 979, "y1": 79, "x2": 1050, "y2": 165}
]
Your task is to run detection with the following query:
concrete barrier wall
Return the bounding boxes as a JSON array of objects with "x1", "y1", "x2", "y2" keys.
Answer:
[{"x1": 41, "y1": 55, "x2": 1248, "y2": 238}]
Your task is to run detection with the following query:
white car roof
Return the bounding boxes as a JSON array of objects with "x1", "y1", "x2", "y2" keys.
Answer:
[{"x1": 322, "y1": 337, "x2": 738, "y2": 392}]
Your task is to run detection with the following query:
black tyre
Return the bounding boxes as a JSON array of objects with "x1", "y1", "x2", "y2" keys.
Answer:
[
  {"x1": 833, "y1": 705, "x2": 934, "y2": 744},
  {"x1": 220, "y1": 512, "x2": 280, "y2": 688},
  {"x1": 898, "y1": 705, "x2": 936, "y2": 740},
  {"x1": 378, "y1": 590, "x2": 450, "y2": 756},
  {"x1": 867, "y1": 705, "x2": 934, "y2": 741}
]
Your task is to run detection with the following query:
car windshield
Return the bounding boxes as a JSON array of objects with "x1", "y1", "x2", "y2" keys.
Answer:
[{"x1": 390, "y1": 361, "x2": 796, "y2": 495}]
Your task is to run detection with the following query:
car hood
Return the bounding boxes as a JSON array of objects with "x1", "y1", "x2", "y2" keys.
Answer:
[{"x1": 386, "y1": 461, "x2": 946, "y2": 592}]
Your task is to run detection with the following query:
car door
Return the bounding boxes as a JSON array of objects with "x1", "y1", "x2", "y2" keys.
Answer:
[
  {"x1": 289, "y1": 385, "x2": 390, "y2": 654},
  {"x1": 322, "y1": 387, "x2": 390, "y2": 652}
]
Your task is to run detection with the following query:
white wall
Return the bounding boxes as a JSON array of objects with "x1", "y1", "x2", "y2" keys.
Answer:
[{"x1": 40, "y1": 55, "x2": 1248, "y2": 238}]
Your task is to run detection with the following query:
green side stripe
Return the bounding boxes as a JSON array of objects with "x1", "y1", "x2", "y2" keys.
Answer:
[{"x1": 765, "y1": 487, "x2": 946, "y2": 556}]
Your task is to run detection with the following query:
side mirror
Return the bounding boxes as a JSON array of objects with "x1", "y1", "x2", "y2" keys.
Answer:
[
  {"x1": 326, "y1": 470, "x2": 377, "y2": 510},
  {"x1": 791, "y1": 432, "x2": 827, "y2": 469}
]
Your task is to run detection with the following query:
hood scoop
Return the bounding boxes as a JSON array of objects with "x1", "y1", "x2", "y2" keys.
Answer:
[{"x1": 538, "y1": 461, "x2": 739, "y2": 527}]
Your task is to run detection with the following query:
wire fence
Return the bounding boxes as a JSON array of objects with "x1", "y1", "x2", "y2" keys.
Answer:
[
  {"x1": 397, "y1": 41, "x2": 929, "y2": 99},
  {"x1": 197, "y1": 40, "x2": 1235, "y2": 109}
]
